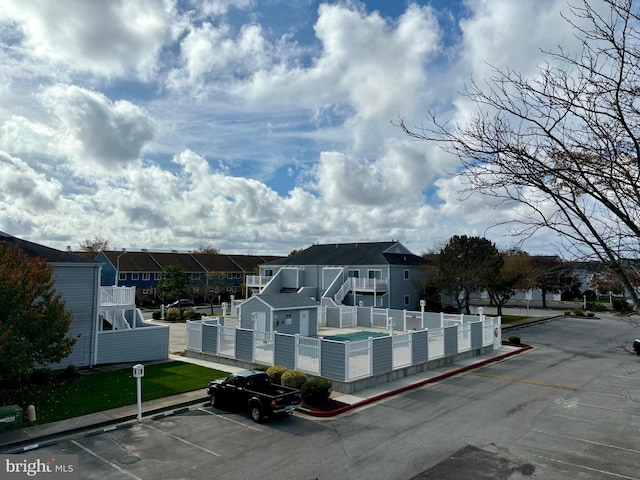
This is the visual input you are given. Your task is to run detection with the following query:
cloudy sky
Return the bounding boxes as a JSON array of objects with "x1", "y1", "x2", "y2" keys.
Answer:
[{"x1": 0, "y1": 0, "x2": 588, "y2": 256}]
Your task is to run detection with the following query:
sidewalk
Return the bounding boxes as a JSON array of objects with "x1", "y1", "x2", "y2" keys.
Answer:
[{"x1": 0, "y1": 340, "x2": 532, "y2": 452}]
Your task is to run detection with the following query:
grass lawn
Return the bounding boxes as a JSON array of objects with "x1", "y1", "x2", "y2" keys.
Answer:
[
  {"x1": 500, "y1": 315, "x2": 528, "y2": 324},
  {"x1": 0, "y1": 362, "x2": 228, "y2": 425}
]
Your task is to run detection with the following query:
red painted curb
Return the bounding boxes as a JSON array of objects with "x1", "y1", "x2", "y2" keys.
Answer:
[{"x1": 306, "y1": 344, "x2": 533, "y2": 417}]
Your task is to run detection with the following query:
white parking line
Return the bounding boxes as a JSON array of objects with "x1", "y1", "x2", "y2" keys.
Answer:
[
  {"x1": 531, "y1": 454, "x2": 640, "y2": 480},
  {"x1": 533, "y1": 429, "x2": 640, "y2": 454},
  {"x1": 144, "y1": 424, "x2": 221, "y2": 456},
  {"x1": 197, "y1": 407, "x2": 264, "y2": 432},
  {"x1": 71, "y1": 440, "x2": 144, "y2": 480}
]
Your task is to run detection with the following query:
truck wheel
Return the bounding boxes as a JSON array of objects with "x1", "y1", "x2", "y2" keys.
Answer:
[
  {"x1": 210, "y1": 391, "x2": 218, "y2": 408},
  {"x1": 250, "y1": 405, "x2": 263, "y2": 423}
]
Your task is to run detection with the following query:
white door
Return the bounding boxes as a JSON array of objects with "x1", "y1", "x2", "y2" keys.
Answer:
[{"x1": 300, "y1": 310, "x2": 309, "y2": 337}]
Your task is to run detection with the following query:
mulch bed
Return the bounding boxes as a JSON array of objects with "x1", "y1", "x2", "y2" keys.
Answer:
[{"x1": 303, "y1": 398, "x2": 350, "y2": 413}]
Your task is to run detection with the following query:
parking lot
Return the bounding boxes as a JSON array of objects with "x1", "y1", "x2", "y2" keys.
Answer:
[{"x1": 8, "y1": 314, "x2": 640, "y2": 479}]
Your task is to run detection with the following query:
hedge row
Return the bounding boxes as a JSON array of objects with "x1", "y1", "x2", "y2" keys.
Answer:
[{"x1": 266, "y1": 365, "x2": 332, "y2": 406}]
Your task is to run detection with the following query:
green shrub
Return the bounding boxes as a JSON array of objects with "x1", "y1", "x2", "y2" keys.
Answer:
[
  {"x1": 266, "y1": 365, "x2": 289, "y2": 385},
  {"x1": 165, "y1": 308, "x2": 179, "y2": 321},
  {"x1": 564, "y1": 310, "x2": 571, "y2": 316},
  {"x1": 281, "y1": 370, "x2": 307, "y2": 390},
  {"x1": 586, "y1": 311, "x2": 595, "y2": 317},
  {"x1": 572, "y1": 308, "x2": 585, "y2": 316},
  {"x1": 183, "y1": 307, "x2": 199, "y2": 319},
  {"x1": 301, "y1": 378, "x2": 332, "y2": 406},
  {"x1": 612, "y1": 298, "x2": 633, "y2": 312},
  {"x1": 152, "y1": 311, "x2": 162, "y2": 320},
  {"x1": 508, "y1": 335, "x2": 521, "y2": 345}
]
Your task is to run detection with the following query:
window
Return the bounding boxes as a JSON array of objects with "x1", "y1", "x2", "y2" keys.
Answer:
[
  {"x1": 348, "y1": 270, "x2": 360, "y2": 278},
  {"x1": 404, "y1": 270, "x2": 409, "y2": 280},
  {"x1": 264, "y1": 269, "x2": 274, "y2": 277},
  {"x1": 192, "y1": 273, "x2": 200, "y2": 280},
  {"x1": 131, "y1": 273, "x2": 139, "y2": 280},
  {"x1": 142, "y1": 273, "x2": 150, "y2": 281},
  {"x1": 404, "y1": 295, "x2": 410, "y2": 306},
  {"x1": 118, "y1": 273, "x2": 126, "y2": 281},
  {"x1": 227, "y1": 273, "x2": 232, "y2": 279},
  {"x1": 368, "y1": 270, "x2": 382, "y2": 279},
  {"x1": 154, "y1": 273, "x2": 161, "y2": 280}
]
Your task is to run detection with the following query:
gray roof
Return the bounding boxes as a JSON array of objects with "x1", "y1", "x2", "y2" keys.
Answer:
[
  {"x1": 0, "y1": 232, "x2": 94, "y2": 263},
  {"x1": 265, "y1": 241, "x2": 426, "y2": 267},
  {"x1": 250, "y1": 293, "x2": 319, "y2": 310}
]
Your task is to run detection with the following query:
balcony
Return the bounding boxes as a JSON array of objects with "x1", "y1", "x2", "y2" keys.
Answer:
[
  {"x1": 351, "y1": 278, "x2": 388, "y2": 292},
  {"x1": 100, "y1": 286, "x2": 136, "y2": 307},
  {"x1": 246, "y1": 275, "x2": 272, "y2": 287}
]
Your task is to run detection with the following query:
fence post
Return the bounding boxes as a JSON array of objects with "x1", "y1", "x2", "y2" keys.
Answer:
[
  {"x1": 369, "y1": 337, "x2": 374, "y2": 377},
  {"x1": 294, "y1": 334, "x2": 299, "y2": 370},
  {"x1": 440, "y1": 312, "x2": 444, "y2": 328},
  {"x1": 345, "y1": 342, "x2": 350, "y2": 382}
]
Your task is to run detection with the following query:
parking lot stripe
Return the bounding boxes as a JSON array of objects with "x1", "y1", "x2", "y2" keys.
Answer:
[
  {"x1": 144, "y1": 424, "x2": 221, "y2": 456},
  {"x1": 531, "y1": 454, "x2": 639, "y2": 480},
  {"x1": 197, "y1": 407, "x2": 264, "y2": 432},
  {"x1": 71, "y1": 440, "x2": 144, "y2": 480},
  {"x1": 533, "y1": 430, "x2": 640, "y2": 454}
]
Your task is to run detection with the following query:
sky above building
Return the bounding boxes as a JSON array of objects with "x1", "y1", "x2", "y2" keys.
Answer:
[{"x1": 0, "y1": 0, "x2": 593, "y2": 256}]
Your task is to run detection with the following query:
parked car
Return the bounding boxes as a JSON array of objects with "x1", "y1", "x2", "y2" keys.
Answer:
[
  {"x1": 167, "y1": 299, "x2": 195, "y2": 309},
  {"x1": 633, "y1": 339, "x2": 640, "y2": 356},
  {"x1": 207, "y1": 370, "x2": 301, "y2": 422}
]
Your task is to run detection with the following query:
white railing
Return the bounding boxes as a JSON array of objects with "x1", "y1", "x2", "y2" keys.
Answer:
[
  {"x1": 372, "y1": 308, "x2": 388, "y2": 328},
  {"x1": 458, "y1": 323, "x2": 472, "y2": 352},
  {"x1": 296, "y1": 336, "x2": 321, "y2": 374},
  {"x1": 254, "y1": 332, "x2": 274, "y2": 365},
  {"x1": 441, "y1": 312, "x2": 464, "y2": 327},
  {"x1": 340, "y1": 306, "x2": 357, "y2": 328},
  {"x1": 246, "y1": 275, "x2": 272, "y2": 287},
  {"x1": 392, "y1": 333, "x2": 411, "y2": 369},
  {"x1": 218, "y1": 326, "x2": 236, "y2": 357},
  {"x1": 352, "y1": 278, "x2": 388, "y2": 291},
  {"x1": 100, "y1": 286, "x2": 135, "y2": 306},
  {"x1": 334, "y1": 278, "x2": 354, "y2": 304},
  {"x1": 186, "y1": 320, "x2": 203, "y2": 352},
  {"x1": 102, "y1": 310, "x2": 131, "y2": 330},
  {"x1": 428, "y1": 328, "x2": 444, "y2": 359},
  {"x1": 346, "y1": 339, "x2": 371, "y2": 380},
  {"x1": 404, "y1": 310, "x2": 423, "y2": 331}
]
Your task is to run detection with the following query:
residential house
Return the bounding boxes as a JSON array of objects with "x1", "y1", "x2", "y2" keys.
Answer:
[
  {"x1": 0, "y1": 232, "x2": 169, "y2": 368},
  {"x1": 95, "y1": 250, "x2": 284, "y2": 305},
  {"x1": 248, "y1": 241, "x2": 429, "y2": 310}
]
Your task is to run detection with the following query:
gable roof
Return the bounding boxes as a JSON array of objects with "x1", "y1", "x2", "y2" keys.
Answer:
[
  {"x1": 101, "y1": 251, "x2": 160, "y2": 272},
  {"x1": 148, "y1": 252, "x2": 206, "y2": 272},
  {"x1": 0, "y1": 232, "x2": 94, "y2": 264},
  {"x1": 265, "y1": 241, "x2": 426, "y2": 267},
  {"x1": 249, "y1": 293, "x2": 319, "y2": 309}
]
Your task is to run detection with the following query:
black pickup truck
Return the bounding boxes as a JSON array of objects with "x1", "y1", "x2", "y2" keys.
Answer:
[{"x1": 207, "y1": 370, "x2": 301, "y2": 422}]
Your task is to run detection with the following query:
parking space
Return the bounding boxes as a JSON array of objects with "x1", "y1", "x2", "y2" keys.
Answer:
[{"x1": 33, "y1": 406, "x2": 346, "y2": 480}]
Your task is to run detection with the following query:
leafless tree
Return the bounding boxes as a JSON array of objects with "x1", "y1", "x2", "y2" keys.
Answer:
[
  {"x1": 77, "y1": 236, "x2": 111, "y2": 258},
  {"x1": 399, "y1": 0, "x2": 640, "y2": 308}
]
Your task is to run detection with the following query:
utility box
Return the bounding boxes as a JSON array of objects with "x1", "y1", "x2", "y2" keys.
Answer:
[{"x1": 0, "y1": 405, "x2": 23, "y2": 432}]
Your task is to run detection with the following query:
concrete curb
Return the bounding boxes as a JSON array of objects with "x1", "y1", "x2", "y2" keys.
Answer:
[
  {"x1": 1, "y1": 397, "x2": 209, "y2": 453},
  {"x1": 302, "y1": 344, "x2": 533, "y2": 418}
]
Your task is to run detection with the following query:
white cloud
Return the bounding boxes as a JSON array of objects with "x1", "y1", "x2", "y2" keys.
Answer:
[
  {"x1": 0, "y1": 0, "x2": 175, "y2": 79},
  {"x1": 0, "y1": 1, "x2": 595, "y2": 257},
  {"x1": 36, "y1": 85, "x2": 156, "y2": 169}
]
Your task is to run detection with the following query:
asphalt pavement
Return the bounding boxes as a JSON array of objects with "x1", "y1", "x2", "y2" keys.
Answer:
[{"x1": 0, "y1": 309, "x2": 556, "y2": 452}]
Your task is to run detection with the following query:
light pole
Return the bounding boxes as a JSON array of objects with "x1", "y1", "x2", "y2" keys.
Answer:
[{"x1": 115, "y1": 251, "x2": 127, "y2": 287}]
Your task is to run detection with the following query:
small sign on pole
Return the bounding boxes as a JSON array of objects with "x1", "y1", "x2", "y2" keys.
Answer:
[{"x1": 132, "y1": 364, "x2": 144, "y2": 423}]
